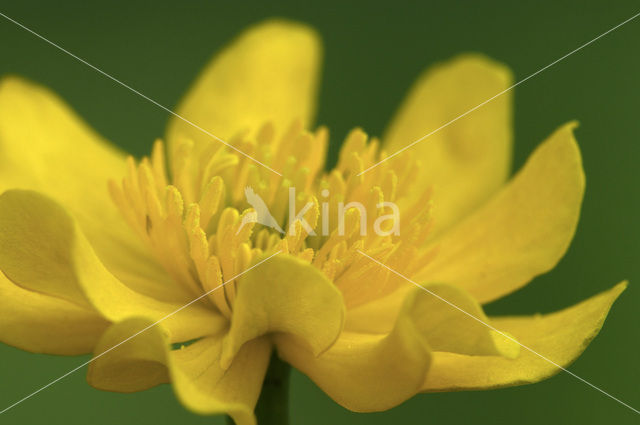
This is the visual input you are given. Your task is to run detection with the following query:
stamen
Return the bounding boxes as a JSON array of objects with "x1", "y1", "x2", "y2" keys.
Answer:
[{"x1": 109, "y1": 122, "x2": 436, "y2": 317}]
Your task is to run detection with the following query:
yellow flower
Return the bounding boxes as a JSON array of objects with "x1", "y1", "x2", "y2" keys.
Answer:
[{"x1": 0, "y1": 19, "x2": 625, "y2": 424}]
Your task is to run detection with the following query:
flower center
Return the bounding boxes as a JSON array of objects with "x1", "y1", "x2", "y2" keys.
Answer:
[{"x1": 109, "y1": 121, "x2": 435, "y2": 317}]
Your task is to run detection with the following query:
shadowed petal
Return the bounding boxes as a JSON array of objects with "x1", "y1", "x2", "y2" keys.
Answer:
[
  {"x1": 88, "y1": 317, "x2": 271, "y2": 425},
  {"x1": 402, "y1": 284, "x2": 519, "y2": 357},
  {"x1": 346, "y1": 283, "x2": 519, "y2": 357},
  {"x1": 0, "y1": 77, "x2": 174, "y2": 300},
  {"x1": 0, "y1": 190, "x2": 225, "y2": 343},
  {"x1": 276, "y1": 292, "x2": 432, "y2": 412},
  {"x1": 0, "y1": 271, "x2": 108, "y2": 355},
  {"x1": 221, "y1": 254, "x2": 344, "y2": 368},
  {"x1": 421, "y1": 282, "x2": 626, "y2": 391}
]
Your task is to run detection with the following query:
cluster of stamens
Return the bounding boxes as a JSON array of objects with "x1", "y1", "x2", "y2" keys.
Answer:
[{"x1": 109, "y1": 121, "x2": 437, "y2": 316}]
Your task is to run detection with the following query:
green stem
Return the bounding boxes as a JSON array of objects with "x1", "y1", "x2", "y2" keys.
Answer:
[{"x1": 226, "y1": 353, "x2": 291, "y2": 425}]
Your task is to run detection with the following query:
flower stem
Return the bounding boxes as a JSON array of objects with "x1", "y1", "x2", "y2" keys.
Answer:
[
  {"x1": 226, "y1": 352, "x2": 291, "y2": 425},
  {"x1": 255, "y1": 353, "x2": 291, "y2": 424}
]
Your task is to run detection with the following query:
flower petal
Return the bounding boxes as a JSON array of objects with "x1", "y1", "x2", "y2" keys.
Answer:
[
  {"x1": 221, "y1": 254, "x2": 344, "y2": 368},
  {"x1": 347, "y1": 283, "x2": 519, "y2": 357},
  {"x1": 383, "y1": 54, "x2": 513, "y2": 235},
  {"x1": 0, "y1": 77, "x2": 174, "y2": 301},
  {"x1": 166, "y1": 19, "x2": 321, "y2": 160},
  {"x1": 0, "y1": 271, "x2": 108, "y2": 355},
  {"x1": 403, "y1": 284, "x2": 519, "y2": 357},
  {"x1": 418, "y1": 122, "x2": 584, "y2": 303},
  {"x1": 276, "y1": 297, "x2": 431, "y2": 412},
  {"x1": 171, "y1": 336, "x2": 270, "y2": 425},
  {"x1": 344, "y1": 286, "x2": 408, "y2": 334},
  {"x1": 421, "y1": 282, "x2": 626, "y2": 391},
  {"x1": 87, "y1": 318, "x2": 170, "y2": 392},
  {"x1": 88, "y1": 317, "x2": 271, "y2": 425},
  {"x1": 0, "y1": 190, "x2": 225, "y2": 342}
]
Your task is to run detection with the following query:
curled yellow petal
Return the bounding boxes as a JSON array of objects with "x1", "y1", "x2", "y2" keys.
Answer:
[
  {"x1": 346, "y1": 283, "x2": 519, "y2": 359},
  {"x1": 422, "y1": 282, "x2": 626, "y2": 391},
  {"x1": 276, "y1": 310, "x2": 431, "y2": 412},
  {"x1": 88, "y1": 317, "x2": 271, "y2": 425},
  {"x1": 0, "y1": 190, "x2": 225, "y2": 342},
  {"x1": 418, "y1": 122, "x2": 584, "y2": 303},
  {"x1": 0, "y1": 76, "x2": 172, "y2": 300},
  {"x1": 172, "y1": 336, "x2": 271, "y2": 425},
  {"x1": 0, "y1": 271, "x2": 108, "y2": 355},
  {"x1": 383, "y1": 54, "x2": 513, "y2": 235},
  {"x1": 221, "y1": 254, "x2": 344, "y2": 368},
  {"x1": 87, "y1": 317, "x2": 170, "y2": 392},
  {"x1": 166, "y1": 19, "x2": 321, "y2": 162},
  {"x1": 403, "y1": 284, "x2": 519, "y2": 358}
]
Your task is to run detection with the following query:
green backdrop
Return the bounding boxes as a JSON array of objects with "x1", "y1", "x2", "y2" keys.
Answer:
[{"x1": 0, "y1": 1, "x2": 638, "y2": 424}]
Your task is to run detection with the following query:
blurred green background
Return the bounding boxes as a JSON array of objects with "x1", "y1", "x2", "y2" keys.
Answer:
[{"x1": 0, "y1": 1, "x2": 638, "y2": 424}]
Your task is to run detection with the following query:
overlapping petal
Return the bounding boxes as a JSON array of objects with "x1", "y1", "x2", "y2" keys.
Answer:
[
  {"x1": 402, "y1": 284, "x2": 519, "y2": 357},
  {"x1": 0, "y1": 271, "x2": 108, "y2": 355},
  {"x1": 0, "y1": 77, "x2": 177, "y2": 301},
  {"x1": 277, "y1": 282, "x2": 518, "y2": 411},
  {"x1": 383, "y1": 54, "x2": 513, "y2": 235},
  {"x1": 422, "y1": 282, "x2": 626, "y2": 391},
  {"x1": 88, "y1": 317, "x2": 271, "y2": 425},
  {"x1": 87, "y1": 317, "x2": 170, "y2": 392},
  {"x1": 276, "y1": 305, "x2": 431, "y2": 412},
  {"x1": 0, "y1": 190, "x2": 225, "y2": 342},
  {"x1": 346, "y1": 283, "x2": 520, "y2": 356},
  {"x1": 417, "y1": 122, "x2": 584, "y2": 303}
]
